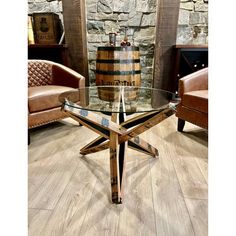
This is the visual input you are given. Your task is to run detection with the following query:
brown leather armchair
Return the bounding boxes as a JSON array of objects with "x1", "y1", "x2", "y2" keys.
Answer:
[
  {"x1": 175, "y1": 67, "x2": 208, "y2": 131},
  {"x1": 28, "y1": 60, "x2": 85, "y2": 129}
]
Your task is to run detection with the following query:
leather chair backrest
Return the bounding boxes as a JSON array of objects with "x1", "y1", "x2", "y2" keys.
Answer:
[{"x1": 28, "y1": 60, "x2": 53, "y2": 87}]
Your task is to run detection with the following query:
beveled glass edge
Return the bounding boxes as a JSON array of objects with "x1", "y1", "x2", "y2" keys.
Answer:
[{"x1": 60, "y1": 86, "x2": 178, "y2": 114}]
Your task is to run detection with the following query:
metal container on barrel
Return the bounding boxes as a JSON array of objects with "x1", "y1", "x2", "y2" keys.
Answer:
[{"x1": 96, "y1": 46, "x2": 141, "y2": 102}]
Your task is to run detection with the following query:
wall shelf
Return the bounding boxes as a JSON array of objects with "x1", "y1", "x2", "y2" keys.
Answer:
[{"x1": 28, "y1": 44, "x2": 68, "y2": 66}]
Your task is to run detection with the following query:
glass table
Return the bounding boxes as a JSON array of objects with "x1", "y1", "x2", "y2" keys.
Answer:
[{"x1": 59, "y1": 86, "x2": 178, "y2": 204}]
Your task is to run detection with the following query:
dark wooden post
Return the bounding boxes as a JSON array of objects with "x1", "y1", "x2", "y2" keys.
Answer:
[
  {"x1": 152, "y1": 0, "x2": 180, "y2": 93},
  {"x1": 62, "y1": 0, "x2": 89, "y2": 86}
]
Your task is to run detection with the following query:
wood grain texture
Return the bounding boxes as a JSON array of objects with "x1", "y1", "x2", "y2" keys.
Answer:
[
  {"x1": 76, "y1": 156, "x2": 120, "y2": 236},
  {"x1": 29, "y1": 154, "x2": 78, "y2": 209},
  {"x1": 28, "y1": 209, "x2": 52, "y2": 236},
  {"x1": 149, "y1": 144, "x2": 195, "y2": 236},
  {"x1": 159, "y1": 121, "x2": 208, "y2": 199},
  {"x1": 97, "y1": 50, "x2": 140, "y2": 60},
  {"x1": 28, "y1": 127, "x2": 82, "y2": 209},
  {"x1": 109, "y1": 128, "x2": 122, "y2": 203},
  {"x1": 153, "y1": 0, "x2": 180, "y2": 92},
  {"x1": 28, "y1": 116, "x2": 208, "y2": 235},
  {"x1": 35, "y1": 156, "x2": 98, "y2": 236},
  {"x1": 185, "y1": 198, "x2": 208, "y2": 236},
  {"x1": 96, "y1": 62, "x2": 140, "y2": 71},
  {"x1": 63, "y1": 100, "x2": 124, "y2": 136},
  {"x1": 62, "y1": 0, "x2": 89, "y2": 84},
  {"x1": 80, "y1": 136, "x2": 109, "y2": 155},
  {"x1": 117, "y1": 156, "x2": 157, "y2": 236},
  {"x1": 128, "y1": 136, "x2": 159, "y2": 157},
  {"x1": 172, "y1": 155, "x2": 208, "y2": 199}
]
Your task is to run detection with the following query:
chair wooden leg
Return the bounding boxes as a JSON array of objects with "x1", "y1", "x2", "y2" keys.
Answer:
[{"x1": 177, "y1": 118, "x2": 185, "y2": 132}]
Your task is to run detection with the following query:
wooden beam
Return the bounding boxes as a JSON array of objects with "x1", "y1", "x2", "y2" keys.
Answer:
[
  {"x1": 62, "y1": 0, "x2": 89, "y2": 86},
  {"x1": 153, "y1": 0, "x2": 180, "y2": 92}
]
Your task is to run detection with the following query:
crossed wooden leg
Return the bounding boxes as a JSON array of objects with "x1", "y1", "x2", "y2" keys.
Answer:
[{"x1": 62, "y1": 100, "x2": 174, "y2": 203}]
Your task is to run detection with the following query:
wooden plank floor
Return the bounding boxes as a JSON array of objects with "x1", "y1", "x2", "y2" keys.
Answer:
[{"x1": 28, "y1": 115, "x2": 208, "y2": 236}]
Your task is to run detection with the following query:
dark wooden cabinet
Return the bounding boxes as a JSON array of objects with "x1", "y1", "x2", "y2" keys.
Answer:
[
  {"x1": 173, "y1": 45, "x2": 208, "y2": 93},
  {"x1": 28, "y1": 44, "x2": 68, "y2": 66}
]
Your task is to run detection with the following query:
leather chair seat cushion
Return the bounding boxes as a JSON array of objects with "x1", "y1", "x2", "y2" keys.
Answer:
[
  {"x1": 182, "y1": 90, "x2": 208, "y2": 113},
  {"x1": 28, "y1": 85, "x2": 76, "y2": 113}
]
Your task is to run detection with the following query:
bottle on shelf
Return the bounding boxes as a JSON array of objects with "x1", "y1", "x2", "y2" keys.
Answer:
[
  {"x1": 120, "y1": 27, "x2": 131, "y2": 47},
  {"x1": 109, "y1": 32, "x2": 116, "y2": 46}
]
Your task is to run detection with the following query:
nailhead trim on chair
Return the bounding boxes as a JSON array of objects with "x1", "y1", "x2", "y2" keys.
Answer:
[{"x1": 29, "y1": 116, "x2": 66, "y2": 129}]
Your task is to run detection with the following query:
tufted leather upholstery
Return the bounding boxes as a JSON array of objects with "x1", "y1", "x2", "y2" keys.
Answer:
[
  {"x1": 175, "y1": 67, "x2": 208, "y2": 131},
  {"x1": 28, "y1": 60, "x2": 85, "y2": 129},
  {"x1": 28, "y1": 61, "x2": 53, "y2": 87}
]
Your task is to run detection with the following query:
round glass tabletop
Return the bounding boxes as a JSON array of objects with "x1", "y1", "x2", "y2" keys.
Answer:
[{"x1": 59, "y1": 86, "x2": 178, "y2": 114}]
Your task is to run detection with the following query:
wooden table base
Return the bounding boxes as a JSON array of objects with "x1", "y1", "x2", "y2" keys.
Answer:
[{"x1": 62, "y1": 99, "x2": 174, "y2": 204}]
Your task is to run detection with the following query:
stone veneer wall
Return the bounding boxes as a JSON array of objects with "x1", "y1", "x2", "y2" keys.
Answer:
[
  {"x1": 28, "y1": 0, "x2": 208, "y2": 86},
  {"x1": 86, "y1": 0, "x2": 157, "y2": 87},
  {"x1": 177, "y1": 0, "x2": 208, "y2": 44}
]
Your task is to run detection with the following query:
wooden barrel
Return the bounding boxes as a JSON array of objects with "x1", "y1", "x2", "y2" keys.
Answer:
[{"x1": 96, "y1": 46, "x2": 141, "y2": 101}]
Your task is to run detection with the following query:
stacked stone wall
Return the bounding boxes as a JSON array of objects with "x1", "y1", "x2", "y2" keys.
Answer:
[
  {"x1": 177, "y1": 0, "x2": 208, "y2": 44},
  {"x1": 86, "y1": 0, "x2": 157, "y2": 86},
  {"x1": 28, "y1": 0, "x2": 208, "y2": 86}
]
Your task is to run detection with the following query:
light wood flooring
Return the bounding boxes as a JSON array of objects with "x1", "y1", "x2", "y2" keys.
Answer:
[{"x1": 28, "y1": 115, "x2": 208, "y2": 236}]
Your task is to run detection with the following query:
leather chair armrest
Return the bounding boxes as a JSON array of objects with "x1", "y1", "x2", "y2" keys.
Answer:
[
  {"x1": 51, "y1": 62, "x2": 85, "y2": 89},
  {"x1": 178, "y1": 67, "x2": 208, "y2": 97}
]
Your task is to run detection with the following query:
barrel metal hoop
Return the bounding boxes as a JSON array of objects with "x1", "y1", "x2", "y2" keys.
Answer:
[
  {"x1": 97, "y1": 46, "x2": 139, "y2": 51},
  {"x1": 96, "y1": 59, "x2": 140, "y2": 64},
  {"x1": 96, "y1": 70, "x2": 141, "y2": 75}
]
